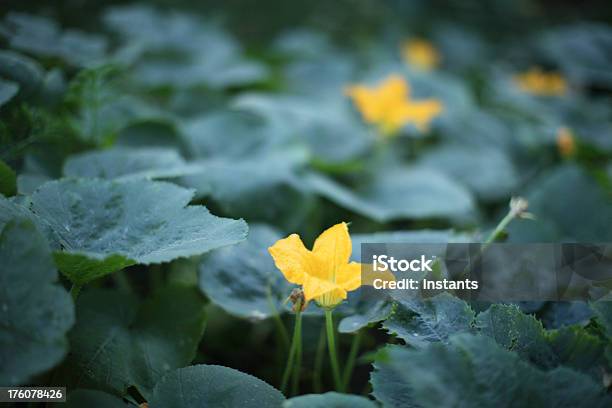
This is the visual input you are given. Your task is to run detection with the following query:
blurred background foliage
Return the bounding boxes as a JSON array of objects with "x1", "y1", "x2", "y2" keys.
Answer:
[{"x1": 2, "y1": 0, "x2": 612, "y2": 405}]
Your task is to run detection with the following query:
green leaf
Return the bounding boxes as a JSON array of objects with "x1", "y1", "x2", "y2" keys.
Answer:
[
  {"x1": 180, "y1": 110, "x2": 276, "y2": 160},
  {"x1": 547, "y1": 326, "x2": 608, "y2": 379},
  {"x1": 0, "y1": 195, "x2": 36, "y2": 229},
  {"x1": 29, "y1": 178, "x2": 248, "y2": 285},
  {"x1": 233, "y1": 93, "x2": 373, "y2": 164},
  {"x1": 66, "y1": 390, "x2": 128, "y2": 407},
  {"x1": 66, "y1": 66, "x2": 156, "y2": 144},
  {"x1": 1, "y1": 12, "x2": 107, "y2": 67},
  {"x1": 199, "y1": 224, "x2": 292, "y2": 320},
  {"x1": 0, "y1": 159, "x2": 17, "y2": 197},
  {"x1": 148, "y1": 364, "x2": 285, "y2": 408},
  {"x1": 180, "y1": 147, "x2": 312, "y2": 226},
  {"x1": 382, "y1": 293, "x2": 475, "y2": 347},
  {"x1": 417, "y1": 145, "x2": 518, "y2": 201},
  {"x1": 540, "y1": 302, "x2": 593, "y2": 329},
  {"x1": 58, "y1": 286, "x2": 206, "y2": 399},
  {"x1": 539, "y1": 24, "x2": 612, "y2": 88},
  {"x1": 0, "y1": 50, "x2": 44, "y2": 96},
  {"x1": 591, "y1": 301, "x2": 612, "y2": 339},
  {"x1": 507, "y1": 165, "x2": 612, "y2": 241},
  {"x1": 476, "y1": 304, "x2": 557, "y2": 367},
  {"x1": 0, "y1": 219, "x2": 74, "y2": 385},
  {"x1": 371, "y1": 334, "x2": 612, "y2": 408},
  {"x1": 63, "y1": 147, "x2": 203, "y2": 180},
  {"x1": 305, "y1": 167, "x2": 475, "y2": 223},
  {"x1": 283, "y1": 392, "x2": 377, "y2": 408},
  {"x1": 116, "y1": 120, "x2": 189, "y2": 155},
  {"x1": 0, "y1": 78, "x2": 18, "y2": 107},
  {"x1": 104, "y1": 5, "x2": 267, "y2": 89},
  {"x1": 339, "y1": 300, "x2": 393, "y2": 333}
]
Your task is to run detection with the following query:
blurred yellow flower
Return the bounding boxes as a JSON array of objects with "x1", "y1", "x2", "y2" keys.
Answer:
[
  {"x1": 401, "y1": 39, "x2": 440, "y2": 71},
  {"x1": 514, "y1": 67, "x2": 567, "y2": 96},
  {"x1": 556, "y1": 126, "x2": 576, "y2": 157},
  {"x1": 268, "y1": 222, "x2": 361, "y2": 309},
  {"x1": 345, "y1": 74, "x2": 443, "y2": 135}
]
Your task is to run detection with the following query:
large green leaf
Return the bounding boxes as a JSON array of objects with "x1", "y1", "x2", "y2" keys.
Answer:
[
  {"x1": 66, "y1": 66, "x2": 147, "y2": 144},
  {"x1": 0, "y1": 159, "x2": 17, "y2": 197},
  {"x1": 104, "y1": 5, "x2": 267, "y2": 89},
  {"x1": 0, "y1": 195, "x2": 36, "y2": 229},
  {"x1": 417, "y1": 145, "x2": 518, "y2": 201},
  {"x1": 63, "y1": 147, "x2": 203, "y2": 180},
  {"x1": 180, "y1": 110, "x2": 278, "y2": 160},
  {"x1": 538, "y1": 24, "x2": 612, "y2": 88},
  {"x1": 383, "y1": 293, "x2": 475, "y2": 347},
  {"x1": 338, "y1": 300, "x2": 393, "y2": 333},
  {"x1": 476, "y1": 304, "x2": 556, "y2": 367},
  {"x1": 305, "y1": 167, "x2": 475, "y2": 223},
  {"x1": 0, "y1": 219, "x2": 74, "y2": 385},
  {"x1": 371, "y1": 334, "x2": 612, "y2": 407},
  {"x1": 180, "y1": 148, "x2": 313, "y2": 227},
  {"x1": 507, "y1": 164, "x2": 612, "y2": 242},
  {"x1": 199, "y1": 224, "x2": 292, "y2": 320},
  {"x1": 58, "y1": 286, "x2": 206, "y2": 399},
  {"x1": 0, "y1": 78, "x2": 18, "y2": 107},
  {"x1": 591, "y1": 301, "x2": 612, "y2": 339},
  {"x1": 547, "y1": 326, "x2": 608, "y2": 379},
  {"x1": 283, "y1": 392, "x2": 377, "y2": 408},
  {"x1": 0, "y1": 50, "x2": 44, "y2": 96},
  {"x1": 540, "y1": 301, "x2": 593, "y2": 329},
  {"x1": 1, "y1": 12, "x2": 107, "y2": 67},
  {"x1": 29, "y1": 178, "x2": 247, "y2": 285},
  {"x1": 233, "y1": 93, "x2": 373, "y2": 164},
  {"x1": 148, "y1": 365, "x2": 285, "y2": 408}
]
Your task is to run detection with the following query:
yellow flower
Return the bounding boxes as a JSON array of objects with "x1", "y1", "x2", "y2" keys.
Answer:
[
  {"x1": 514, "y1": 67, "x2": 567, "y2": 96},
  {"x1": 556, "y1": 126, "x2": 576, "y2": 157},
  {"x1": 345, "y1": 74, "x2": 443, "y2": 135},
  {"x1": 401, "y1": 39, "x2": 440, "y2": 71},
  {"x1": 268, "y1": 222, "x2": 361, "y2": 309}
]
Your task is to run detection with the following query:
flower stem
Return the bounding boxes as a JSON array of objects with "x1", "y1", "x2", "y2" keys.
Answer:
[
  {"x1": 484, "y1": 211, "x2": 515, "y2": 247},
  {"x1": 70, "y1": 283, "x2": 82, "y2": 300},
  {"x1": 313, "y1": 326, "x2": 326, "y2": 393},
  {"x1": 342, "y1": 330, "x2": 362, "y2": 390},
  {"x1": 291, "y1": 313, "x2": 303, "y2": 395},
  {"x1": 325, "y1": 309, "x2": 344, "y2": 392},
  {"x1": 281, "y1": 309, "x2": 302, "y2": 394}
]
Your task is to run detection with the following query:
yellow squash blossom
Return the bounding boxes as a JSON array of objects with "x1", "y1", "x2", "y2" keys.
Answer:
[
  {"x1": 514, "y1": 67, "x2": 567, "y2": 96},
  {"x1": 345, "y1": 74, "x2": 443, "y2": 135},
  {"x1": 556, "y1": 126, "x2": 576, "y2": 157},
  {"x1": 268, "y1": 222, "x2": 361, "y2": 309},
  {"x1": 401, "y1": 39, "x2": 440, "y2": 71}
]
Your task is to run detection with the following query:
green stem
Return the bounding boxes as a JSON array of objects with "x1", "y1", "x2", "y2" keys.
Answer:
[
  {"x1": 313, "y1": 326, "x2": 326, "y2": 393},
  {"x1": 70, "y1": 283, "x2": 82, "y2": 300},
  {"x1": 325, "y1": 309, "x2": 344, "y2": 392},
  {"x1": 342, "y1": 331, "x2": 362, "y2": 390},
  {"x1": 281, "y1": 310, "x2": 302, "y2": 394},
  {"x1": 484, "y1": 211, "x2": 515, "y2": 247},
  {"x1": 291, "y1": 314, "x2": 303, "y2": 395}
]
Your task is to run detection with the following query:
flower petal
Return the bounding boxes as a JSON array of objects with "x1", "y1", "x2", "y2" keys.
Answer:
[
  {"x1": 268, "y1": 234, "x2": 315, "y2": 285},
  {"x1": 336, "y1": 262, "x2": 362, "y2": 292},
  {"x1": 312, "y1": 222, "x2": 352, "y2": 278},
  {"x1": 302, "y1": 275, "x2": 344, "y2": 303}
]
